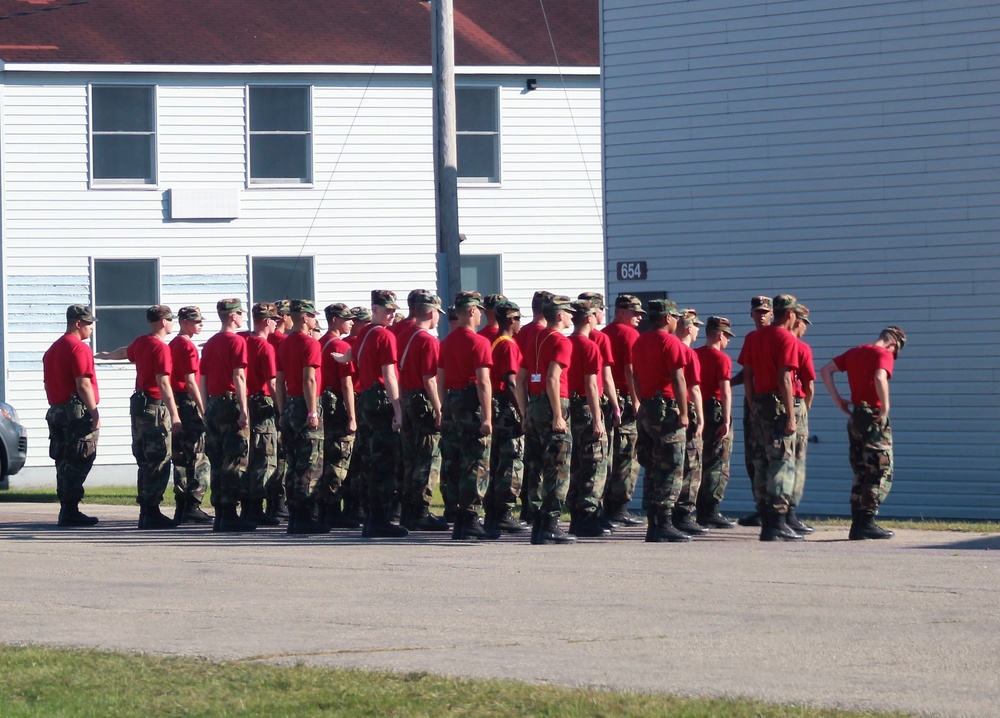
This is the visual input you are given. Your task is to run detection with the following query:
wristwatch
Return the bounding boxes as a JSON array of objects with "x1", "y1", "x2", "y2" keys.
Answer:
[{"x1": 307, "y1": 412, "x2": 319, "y2": 418}]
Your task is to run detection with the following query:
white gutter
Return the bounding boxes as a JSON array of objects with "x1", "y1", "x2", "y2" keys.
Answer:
[{"x1": 0, "y1": 63, "x2": 598, "y2": 76}]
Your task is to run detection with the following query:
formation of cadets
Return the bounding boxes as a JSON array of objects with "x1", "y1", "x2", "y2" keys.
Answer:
[{"x1": 41, "y1": 291, "x2": 905, "y2": 544}]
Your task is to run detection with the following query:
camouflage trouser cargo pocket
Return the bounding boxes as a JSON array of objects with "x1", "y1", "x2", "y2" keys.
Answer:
[{"x1": 848, "y1": 405, "x2": 893, "y2": 513}]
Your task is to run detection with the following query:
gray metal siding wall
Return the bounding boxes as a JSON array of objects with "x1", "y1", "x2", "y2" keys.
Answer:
[{"x1": 603, "y1": 1, "x2": 1000, "y2": 520}]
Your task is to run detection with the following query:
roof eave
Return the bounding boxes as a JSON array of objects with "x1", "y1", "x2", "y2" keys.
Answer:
[{"x1": 0, "y1": 62, "x2": 599, "y2": 76}]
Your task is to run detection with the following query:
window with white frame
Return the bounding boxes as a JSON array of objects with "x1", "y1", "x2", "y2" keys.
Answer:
[
  {"x1": 460, "y1": 254, "x2": 502, "y2": 297},
  {"x1": 93, "y1": 259, "x2": 158, "y2": 352},
  {"x1": 248, "y1": 86, "x2": 313, "y2": 184},
  {"x1": 91, "y1": 86, "x2": 157, "y2": 185},
  {"x1": 251, "y1": 256, "x2": 315, "y2": 303},
  {"x1": 457, "y1": 87, "x2": 500, "y2": 183}
]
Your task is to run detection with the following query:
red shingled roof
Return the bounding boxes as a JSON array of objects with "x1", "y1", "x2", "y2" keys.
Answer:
[{"x1": 0, "y1": 0, "x2": 598, "y2": 66}]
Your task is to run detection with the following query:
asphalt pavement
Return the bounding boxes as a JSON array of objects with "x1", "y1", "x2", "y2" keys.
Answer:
[{"x1": 1, "y1": 502, "x2": 997, "y2": 718}]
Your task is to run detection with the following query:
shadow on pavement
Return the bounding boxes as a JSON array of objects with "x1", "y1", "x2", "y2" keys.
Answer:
[{"x1": 916, "y1": 535, "x2": 1000, "y2": 551}]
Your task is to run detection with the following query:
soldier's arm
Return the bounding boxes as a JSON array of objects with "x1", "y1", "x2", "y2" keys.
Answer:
[
  {"x1": 95, "y1": 346, "x2": 129, "y2": 361},
  {"x1": 185, "y1": 372, "x2": 206, "y2": 416},
  {"x1": 274, "y1": 371, "x2": 286, "y2": 420},
  {"x1": 423, "y1": 372, "x2": 442, "y2": 430},
  {"x1": 625, "y1": 363, "x2": 640, "y2": 414},
  {"x1": 873, "y1": 368, "x2": 890, "y2": 421},
  {"x1": 779, "y1": 367, "x2": 797, "y2": 436},
  {"x1": 303, "y1": 366, "x2": 318, "y2": 428},
  {"x1": 671, "y1": 367, "x2": 689, "y2": 428},
  {"x1": 546, "y1": 362, "x2": 567, "y2": 433},
  {"x1": 157, "y1": 373, "x2": 181, "y2": 430},
  {"x1": 602, "y1": 365, "x2": 621, "y2": 427},
  {"x1": 585, "y1": 373, "x2": 604, "y2": 438},
  {"x1": 819, "y1": 361, "x2": 850, "y2": 415},
  {"x1": 804, "y1": 379, "x2": 815, "y2": 411},
  {"x1": 718, "y1": 378, "x2": 732, "y2": 440},
  {"x1": 233, "y1": 367, "x2": 249, "y2": 429},
  {"x1": 691, "y1": 384, "x2": 704, "y2": 439},
  {"x1": 741, "y1": 365, "x2": 754, "y2": 405},
  {"x1": 515, "y1": 367, "x2": 529, "y2": 431},
  {"x1": 75, "y1": 375, "x2": 100, "y2": 430},
  {"x1": 475, "y1": 366, "x2": 492, "y2": 436},
  {"x1": 382, "y1": 363, "x2": 403, "y2": 431},
  {"x1": 340, "y1": 376, "x2": 357, "y2": 433}
]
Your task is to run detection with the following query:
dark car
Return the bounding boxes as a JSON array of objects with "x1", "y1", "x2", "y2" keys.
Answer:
[{"x1": 0, "y1": 401, "x2": 28, "y2": 490}]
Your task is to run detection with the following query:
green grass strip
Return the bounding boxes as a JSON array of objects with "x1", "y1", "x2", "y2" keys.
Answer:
[{"x1": 0, "y1": 645, "x2": 913, "y2": 718}]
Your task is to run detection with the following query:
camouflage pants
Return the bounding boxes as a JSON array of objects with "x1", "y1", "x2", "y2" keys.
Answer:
[
  {"x1": 171, "y1": 393, "x2": 210, "y2": 504},
  {"x1": 605, "y1": 392, "x2": 639, "y2": 506},
  {"x1": 281, "y1": 396, "x2": 324, "y2": 510},
  {"x1": 440, "y1": 386, "x2": 491, "y2": 512},
  {"x1": 791, "y1": 402, "x2": 809, "y2": 508},
  {"x1": 131, "y1": 396, "x2": 171, "y2": 507},
  {"x1": 637, "y1": 395, "x2": 685, "y2": 517},
  {"x1": 524, "y1": 394, "x2": 572, "y2": 518},
  {"x1": 741, "y1": 399, "x2": 757, "y2": 500},
  {"x1": 487, "y1": 396, "x2": 523, "y2": 512},
  {"x1": 697, "y1": 397, "x2": 732, "y2": 506},
  {"x1": 204, "y1": 393, "x2": 249, "y2": 508},
  {"x1": 346, "y1": 394, "x2": 370, "y2": 513},
  {"x1": 400, "y1": 389, "x2": 440, "y2": 509},
  {"x1": 46, "y1": 397, "x2": 98, "y2": 503},
  {"x1": 848, "y1": 404, "x2": 893, "y2": 515},
  {"x1": 319, "y1": 390, "x2": 355, "y2": 505},
  {"x1": 266, "y1": 429, "x2": 287, "y2": 502},
  {"x1": 246, "y1": 393, "x2": 278, "y2": 501},
  {"x1": 675, "y1": 401, "x2": 703, "y2": 516},
  {"x1": 750, "y1": 394, "x2": 796, "y2": 513},
  {"x1": 361, "y1": 385, "x2": 398, "y2": 514},
  {"x1": 567, "y1": 395, "x2": 608, "y2": 516}
]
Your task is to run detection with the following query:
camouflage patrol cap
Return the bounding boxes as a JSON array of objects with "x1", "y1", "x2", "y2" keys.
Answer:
[
  {"x1": 578, "y1": 292, "x2": 605, "y2": 309},
  {"x1": 324, "y1": 302, "x2": 353, "y2": 320},
  {"x1": 66, "y1": 304, "x2": 96, "y2": 323},
  {"x1": 146, "y1": 304, "x2": 174, "y2": 322},
  {"x1": 454, "y1": 291, "x2": 483, "y2": 309},
  {"x1": 290, "y1": 299, "x2": 317, "y2": 316},
  {"x1": 882, "y1": 326, "x2": 906, "y2": 356},
  {"x1": 570, "y1": 299, "x2": 598, "y2": 319},
  {"x1": 350, "y1": 306, "x2": 372, "y2": 323},
  {"x1": 371, "y1": 289, "x2": 399, "y2": 310},
  {"x1": 178, "y1": 306, "x2": 203, "y2": 322},
  {"x1": 531, "y1": 290, "x2": 555, "y2": 313},
  {"x1": 772, "y1": 294, "x2": 798, "y2": 313},
  {"x1": 406, "y1": 288, "x2": 429, "y2": 309},
  {"x1": 794, "y1": 304, "x2": 812, "y2": 325},
  {"x1": 548, "y1": 295, "x2": 573, "y2": 313},
  {"x1": 483, "y1": 293, "x2": 507, "y2": 310},
  {"x1": 682, "y1": 308, "x2": 703, "y2": 327},
  {"x1": 614, "y1": 294, "x2": 647, "y2": 315},
  {"x1": 707, "y1": 316, "x2": 735, "y2": 337},
  {"x1": 495, "y1": 301, "x2": 522, "y2": 321},
  {"x1": 217, "y1": 298, "x2": 243, "y2": 315},
  {"x1": 411, "y1": 291, "x2": 445, "y2": 314},
  {"x1": 252, "y1": 302, "x2": 279, "y2": 320},
  {"x1": 647, "y1": 299, "x2": 683, "y2": 319},
  {"x1": 274, "y1": 299, "x2": 291, "y2": 316},
  {"x1": 750, "y1": 295, "x2": 772, "y2": 312}
]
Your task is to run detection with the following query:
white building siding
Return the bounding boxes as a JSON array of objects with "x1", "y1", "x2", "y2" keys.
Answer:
[
  {"x1": 602, "y1": 0, "x2": 1000, "y2": 519},
  {"x1": 1, "y1": 69, "x2": 602, "y2": 469}
]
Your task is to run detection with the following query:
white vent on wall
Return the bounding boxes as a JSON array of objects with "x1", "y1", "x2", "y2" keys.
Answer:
[{"x1": 168, "y1": 188, "x2": 241, "y2": 220}]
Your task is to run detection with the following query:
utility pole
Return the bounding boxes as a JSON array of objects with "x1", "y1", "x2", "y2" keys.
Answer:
[{"x1": 431, "y1": 0, "x2": 461, "y2": 330}]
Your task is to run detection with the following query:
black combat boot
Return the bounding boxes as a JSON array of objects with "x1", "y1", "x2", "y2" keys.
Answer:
[
  {"x1": 265, "y1": 491, "x2": 289, "y2": 522},
  {"x1": 324, "y1": 500, "x2": 362, "y2": 529},
  {"x1": 568, "y1": 510, "x2": 612, "y2": 538},
  {"x1": 644, "y1": 513, "x2": 657, "y2": 542},
  {"x1": 738, "y1": 511, "x2": 762, "y2": 527},
  {"x1": 697, "y1": 500, "x2": 736, "y2": 529},
  {"x1": 786, "y1": 507, "x2": 814, "y2": 535},
  {"x1": 760, "y1": 509, "x2": 803, "y2": 542},
  {"x1": 605, "y1": 502, "x2": 643, "y2": 527},
  {"x1": 672, "y1": 509, "x2": 710, "y2": 536},
  {"x1": 247, "y1": 499, "x2": 279, "y2": 527},
  {"x1": 216, "y1": 504, "x2": 257, "y2": 533},
  {"x1": 537, "y1": 514, "x2": 576, "y2": 544},
  {"x1": 179, "y1": 499, "x2": 214, "y2": 525},
  {"x1": 406, "y1": 505, "x2": 449, "y2": 532},
  {"x1": 173, "y1": 496, "x2": 187, "y2": 523},
  {"x1": 58, "y1": 501, "x2": 99, "y2": 527},
  {"x1": 647, "y1": 511, "x2": 692, "y2": 543},
  {"x1": 138, "y1": 504, "x2": 179, "y2": 530},
  {"x1": 530, "y1": 513, "x2": 544, "y2": 545},
  {"x1": 364, "y1": 508, "x2": 409, "y2": 538},
  {"x1": 452, "y1": 511, "x2": 501, "y2": 541},
  {"x1": 494, "y1": 506, "x2": 528, "y2": 533},
  {"x1": 850, "y1": 512, "x2": 894, "y2": 540},
  {"x1": 286, "y1": 506, "x2": 329, "y2": 535}
]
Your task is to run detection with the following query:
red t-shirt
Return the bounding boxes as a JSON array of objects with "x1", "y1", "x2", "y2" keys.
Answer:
[
  {"x1": 169, "y1": 335, "x2": 200, "y2": 393},
  {"x1": 694, "y1": 345, "x2": 731, "y2": 402},
  {"x1": 681, "y1": 343, "x2": 701, "y2": 392},
  {"x1": 439, "y1": 326, "x2": 492, "y2": 391},
  {"x1": 478, "y1": 324, "x2": 500, "y2": 344},
  {"x1": 245, "y1": 333, "x2": 277, "y2": 396},
  {"x1": 268, "y1": 331, "x2": 288, "y2": 373},
  {"x1": 321, "y1": 335, "x2": 355, "y2": 396},
  {"x1": 43, "y1": 334, "x2": 99, "y2": 406},
  {"x1": 631, "y1": 329, "x2": 686, "y2": 400},
  {"x1": 601, "y1": 322, "x2": 639, "y2": 391},
  {"x1": 202, "y1": 332, "x2": 248, "y2": 397},
  {"x1": 278, "y1": 330, "x2": 322, "y2": 398},
  {"x1": 127, "y1": 334, "x2": 172, "y2": 398},
  {"x1": 514, "y1": 320, "x2": 545, "y2": 357},
  {"x1": 355, "y1": 324, "x2": 397, "y2": 391},
  {"x1": 396, "y1": 324, "x2": 440, "y2": 392},
  {"x1": 833, "y1": 344, "x2": 894, "y2": 408},
  {"x1": 740, "y1": 324, "x2": 799, "y2": 395},
  {"x1": 794, "y1": 338, "x2": 816, "y2": 399},
  {"x1": 490, "y1": 335, "x2": 521, "y2": 395},
  {"x1": 568, "y1": 333, "x2": 603, "y2": 397},
  {"x1": 344, "y1": 334, "x2": 362, "y2": 393},
  {"x1": 525, "y1": 327, "x2": 572, "y2": 398},
  {"x1": 389, "y1": 318, "x2": 414, "y2": 338},
  {"x1": 591, "y1": 328, "x2": 615, "y2": 375}
]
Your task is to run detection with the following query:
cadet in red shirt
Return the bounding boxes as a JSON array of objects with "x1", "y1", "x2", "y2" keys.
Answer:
[
  {"x1": 341, "y1": 306, "x2": 372, "y2": 524},
  {"x1": 477, "y1": 293, "x2": 506, "y2": 345},
  {"x1": 566, "y1": 299, "x2": 611, "y2": 539},
  {"x1": 265, "y1": 299, "x2": 292, "y2": 521},
  {"x1": 98, "y1": 304, "x2": 181, "y2": 529},
  {"x1": 517, "y1": 294, "x2": 575, "y2": 544},
  {"x1": 169, "y1": 306, "x2": 212, "y2": 524},
  {"x1": 788, "y1": 304, "x2": 817, "y2": 536},
  {"x1": 599, "y1": 294, "x2": 646, "y2": 526},
  {"x1": 821, "y1": 325, "x2": 906, "y2": 540},
  {"x1": 242, "y1": 302, "x2": 281, "y2": 527},
  {"x1": 43, "y1": 304, "x2": 100, "y2": 527},
  {"x1": 631, "y1": 299, "x2": 690, "y2": 543},
  {"x1": 693, "y1": 316, "x2": 736, "y2": 529},
  {"x1": 439, "y1": 291, "x2": 497, "y2": 541},
  {"x1": 200, "y1": 298, "x2": 253, "y2": 532},
  {"x1": 276, "y1": 299, "x2": 327, "y2": 534},
  {"x1": 395, "y1": 292, "x2": 448, "y2": 532},
  {"x1": 317, "y1": 302, "x2": 360, "y2": 529},
  {"x1": 734, "y1": 295, "x2": 773, "y2": 528},
  {"x1": 739, "y1": 294, "x2": 802, "y2": 541},
  {"x1": 672, "y1": 310, "x2": 708, "y2": 536}
]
